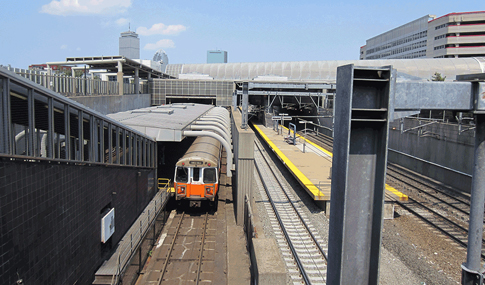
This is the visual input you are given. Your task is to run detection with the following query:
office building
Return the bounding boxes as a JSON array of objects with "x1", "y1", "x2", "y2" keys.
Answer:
[
  {"x1": 428, "y1": 11, "x2": 485, "y2": 58},
  {"x1": 119, "y1": 30, "x2": 140, "y2": 59},
  {"x1": 207, "y1": 50, "x2": 227, "y2": 63},
  {"x1": 361, "y1": 11, "x2": 485, "y2": 59}
]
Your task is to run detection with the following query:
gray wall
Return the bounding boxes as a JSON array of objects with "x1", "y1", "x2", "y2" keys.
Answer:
[
  {"x1": 231, "y1": 107, "x2": 255, "y2": 226},
  {"x1": 0, "y1": 160, "x2": 156, "y2": 284},
  {"x1": 70, "y1": 93, "x2": 152, "y2": 115},
  {"x1": 388, "y1": 119, "x2": 474, "y2": 192},
  {"x1": 313, "y1": 113, "x2": 474, "y2": 193}
]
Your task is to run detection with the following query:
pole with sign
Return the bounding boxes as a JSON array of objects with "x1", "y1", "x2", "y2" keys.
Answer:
[{"x1": 299, "y1": 120, "x2": 310, "y2": 153}]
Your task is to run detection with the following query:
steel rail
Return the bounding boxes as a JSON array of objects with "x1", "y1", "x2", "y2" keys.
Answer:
[
  {"x1": 255, "y1": 139, "x2": 328, "y2": 262},
  {"x1": 196, "y1": 212, "x2": 209, "y2": 285},
  {"x1": 387, "y1": 163, "x2": 471, "y2": 206},
  {"x1": 254, "y1": 155, "x2": 311, "y2": 284},
  {"x1": 395, "y1": 197, "x2": 485, "y2": 260},
  {"x1": 157, "y1": 211, "x2": 185, "y2": 285},
  {"x1": 387, "y1": 170, "x2": 470, "y2": 216}
]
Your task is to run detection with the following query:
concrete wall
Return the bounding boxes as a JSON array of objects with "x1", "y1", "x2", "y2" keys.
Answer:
[
  {"x1": 313, "y1": 113, "x2": 474, "y2": 193},
  {"x1": 0, "y1": 159, "x2": 156, "y2": 284},
  {"x1": 388, "y1": 119, "x2": 474, "y2": 192},
  {"x1": 231, "y1": 107, "x2": 255, "y2": 226},
  {"x1": 70, "y1": 93, "x2": 152, "y2": 115}
]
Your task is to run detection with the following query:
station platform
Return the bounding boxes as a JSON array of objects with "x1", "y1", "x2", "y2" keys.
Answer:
[{"x1": 252, "y1": 123, "x2": 407, "y2": 214}]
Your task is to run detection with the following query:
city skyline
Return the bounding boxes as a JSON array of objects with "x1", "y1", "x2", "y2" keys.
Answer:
[{"x1": 0, "y1": 0, "x2": 482, "y2": 69}]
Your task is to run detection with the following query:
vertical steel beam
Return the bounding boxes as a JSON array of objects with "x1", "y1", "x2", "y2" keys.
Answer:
[
  {"x1": 462, "y1": 83, "x2": 485, "y2": 285},
  {"x1": 134, "y1": 68, "x2": 140, "y2": 94},
  {"x1": 121, "y1": 129, "x2": 126, "y2": 165},
  {"x1": 128, "y1": 132, "x2": 133, "y2": 166},
  {"x1": 64, "y1": 105, "x2": 71, "y2": 160},
  {"x1": 1, "y1": 77, "x2": 12, "y2": 154},
  {"x1": 108, "y1": 124, "x2": 113, "y2": 164},
  {"x1": 99, "y1": 120, "x2": 104, "y2": 163},
  {"x1": 242, "y1": 82, "x2": 248, "y2": 129},
  {"x1": 47, "y1": 97, "x2": 54, "y2": 158},
  {"x1": 78, "y1": 110, "x2": 84, "y2": 161},
  {"x1": 27, "y1": 88, "x2": 35, "y2": 157},
  {"x1": 115, "y1": 126, "x2": 120, "y2": 164},
  {"x1": 327, "y1": 64, "x2": 394, "y2": 285},
  {"x1": 90, "y1": 116, "x2": 96, "y2": 162}
]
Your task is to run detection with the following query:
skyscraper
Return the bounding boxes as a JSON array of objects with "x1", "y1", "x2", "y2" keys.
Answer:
[
  {"x1": 207, "y1": 50, "x2": 227, "y2": 63},
  {"x1": 119, "y1": 30, "x2": 140, "y2": 60}
]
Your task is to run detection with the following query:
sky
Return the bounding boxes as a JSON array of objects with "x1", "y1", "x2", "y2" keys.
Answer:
[{"x1": 0, "y1": 0, "x2": 483, "y2": 69}]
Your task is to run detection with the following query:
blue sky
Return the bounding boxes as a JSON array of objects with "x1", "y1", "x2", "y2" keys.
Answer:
[{"x1": 0, "y1": 0, "x2": 483, "y2": 69}]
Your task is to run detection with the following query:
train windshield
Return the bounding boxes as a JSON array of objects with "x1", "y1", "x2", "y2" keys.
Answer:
[
  {"x1": 203, "y1": 168, "x2": 217, "y2": 183},
  {"x1": 175, "y1": 167, "x2": 188, "y2": 183}
]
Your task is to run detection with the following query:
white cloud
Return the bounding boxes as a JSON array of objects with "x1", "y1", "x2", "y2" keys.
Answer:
[
  {"x1": 137, "y1": 23, "x2": 187, "y2": 36},
  {"x1": 144, "y1": 39, "x2": 175, "y2": 50},
  {"x1": 115, "y1": 17, "x2": 129, "y2": 26},
  {"x1": 60, "y1": 44, "x2": 68, "y2": 49},
  {"x1": 40, "y1": 0, "x2": 132, "y2": 16},
  {"x1": 76, "y1": 47, "x2": 81, "y2": 51}
]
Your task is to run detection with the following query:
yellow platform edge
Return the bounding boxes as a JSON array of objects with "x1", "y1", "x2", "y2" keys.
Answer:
[
  {"x1": 282, "y1": 125, "x2": 408, "y2": 202},
  {"x1": 253, "y1": 124, "x2": 326, "y2": 200}
]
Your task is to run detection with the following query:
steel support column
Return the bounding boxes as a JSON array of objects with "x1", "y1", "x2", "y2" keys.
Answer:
[
  {"x1": 27, "y1": 88, "x2": 35, "y2": 157},
  {"x1": 64, "y1": 105, "x2": 71, "y2": 160},
  {"x1": 242, "y1": 82, "x2": 248, "y2": 129},
  {"x1": 1, "y1": 77, "x2": 12, "y2": 154},
  {"x1": 117, "y1": 61, "x2": 124, "y2": 96},
  {"x1": 327, "y1": 64, "x2": 394, "y2": 285},
  {"x1": 462, "y1": 89, "x2": 485, "y2": 285},
  {"x1": 47, "y1": 97, "x2": 54, "y2": 158},
  {"x1": 78, "y1": 110, "x2": 84, "y2": 161},
  {"x1": 134, "y1": 68, "x2": 140, "y2": 94}
]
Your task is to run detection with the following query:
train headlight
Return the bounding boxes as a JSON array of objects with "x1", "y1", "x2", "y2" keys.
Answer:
[
  {"x1": 205, "y1": 186, "x2": 213, "y2": 196},
  {"x1": 178, "y1": 186, "x2": 186, "y2": 194}
]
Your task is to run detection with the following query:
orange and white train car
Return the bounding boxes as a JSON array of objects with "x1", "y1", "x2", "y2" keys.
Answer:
[{"x1": 173, "y1": 136, "x2": 222, "y2": 207}]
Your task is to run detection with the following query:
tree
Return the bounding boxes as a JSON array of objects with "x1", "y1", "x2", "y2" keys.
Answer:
[{"x1": 431, "y1": 72, "x2": 446, "y2": 81}]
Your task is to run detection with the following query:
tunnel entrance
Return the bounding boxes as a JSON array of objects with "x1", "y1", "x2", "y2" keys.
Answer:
[{"x1": 157, "y1": 136, "x2": 196, "y2": 184}]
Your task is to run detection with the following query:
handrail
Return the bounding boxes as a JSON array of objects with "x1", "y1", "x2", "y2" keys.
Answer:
[
  {"x1": 110, "y1": 180, "x2": 171, "y2": 285},
  {"x1": 158, "y1": 178, "x2": 171, "y2": 190}
]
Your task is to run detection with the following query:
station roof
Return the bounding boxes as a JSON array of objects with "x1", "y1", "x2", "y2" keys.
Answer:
[
  {"x1": 166, "y1": 57, "x2": 485, "y2": 82},
  {"x1": 107, "y1": 103, "x2": 214, "y2": 142},
  {"x1": 47, "y1": 56, "x2": 174, "y2": 79}
]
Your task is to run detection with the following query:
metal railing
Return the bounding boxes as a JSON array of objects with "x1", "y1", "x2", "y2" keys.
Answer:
[
  {"x1": 110, "y1": 180, "x2": 171, "y2": 285},
  {"x1": 1, "y1": 66, "x2": 147, "y2": 96}
]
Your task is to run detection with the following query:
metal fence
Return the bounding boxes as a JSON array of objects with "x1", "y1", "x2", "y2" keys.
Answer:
[{"x1": 1, "y1": 66, "x2": 146, "y2": 96}]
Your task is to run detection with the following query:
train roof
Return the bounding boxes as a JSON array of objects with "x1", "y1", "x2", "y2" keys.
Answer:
[{"x1": 176, "y1": 136, "x2": 222, "y2": 167}]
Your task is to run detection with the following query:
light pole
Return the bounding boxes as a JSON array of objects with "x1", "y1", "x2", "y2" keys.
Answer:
[{"x1": 299, "y1": 120, "x2": 310, "y2": 153}]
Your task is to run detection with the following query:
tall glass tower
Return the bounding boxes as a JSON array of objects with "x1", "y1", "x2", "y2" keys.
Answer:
[{"x1": 207, "y1": 50, "x2": 227, "y2": 63}]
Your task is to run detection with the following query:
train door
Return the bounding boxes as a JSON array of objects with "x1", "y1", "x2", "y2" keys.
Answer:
[{"x1": 188, "y1": 167, "x2": 204, "y2": 197}]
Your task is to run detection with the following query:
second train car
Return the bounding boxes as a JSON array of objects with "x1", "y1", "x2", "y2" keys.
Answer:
[{"x1": 173, "y1": 136, "x2": 222, "y2": 208}]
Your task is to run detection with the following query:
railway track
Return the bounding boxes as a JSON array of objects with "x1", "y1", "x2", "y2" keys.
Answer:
[
  {"x1": 386, "y1": 164, "x2": 471, "y2": 222},
  {"x1": 302, "y1": 130, "x2": 485, "y2": 259},
  {"x1": 157, "y1": 210, "x2": 214, "y2": 284},
  {"x1": 254, "y1": 137, "x2": 328, "y2": 285}
]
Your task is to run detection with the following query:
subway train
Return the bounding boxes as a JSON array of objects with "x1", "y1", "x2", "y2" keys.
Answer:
[{"x1": 173, "y1": 136, "x2": 222, "y2": 208}]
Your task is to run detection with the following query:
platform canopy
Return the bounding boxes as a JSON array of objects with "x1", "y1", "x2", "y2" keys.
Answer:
[
  {"x1": 107, "y1": 103, "x2": 214, "y2": 142},
  {"x1": 48, "y1": 55, "x2": 174, "y2": 79}
]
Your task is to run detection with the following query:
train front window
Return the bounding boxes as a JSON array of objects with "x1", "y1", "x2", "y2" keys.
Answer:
[
  {"x1": 193, "y1": 167, "x2": 201, "y2": 182},
  {"x1": 203, "y1": 168, "x2": 217, "y2": 183},
  {"x1": 175, "y1": 167, "x2": 188, "y2": 183}
]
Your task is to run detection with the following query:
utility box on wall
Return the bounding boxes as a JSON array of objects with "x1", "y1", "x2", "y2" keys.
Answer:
[{"x1": 101, "y1": 208, "x2": 115, "y2": 243}]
